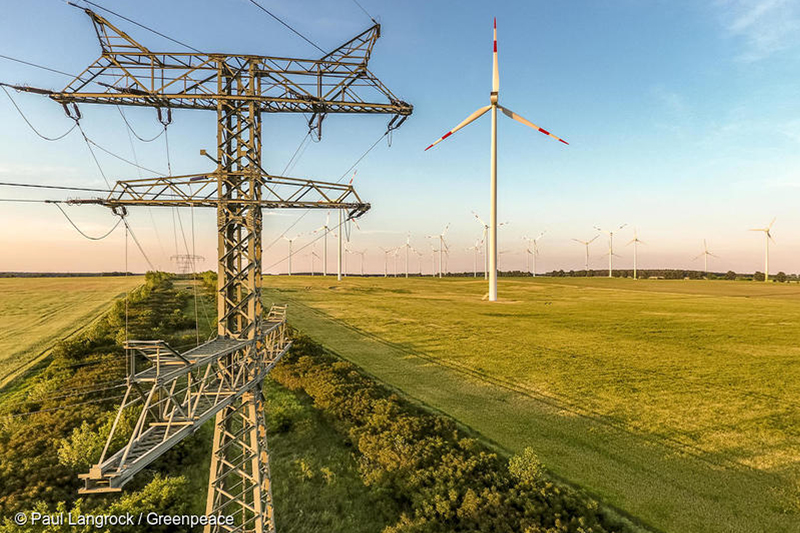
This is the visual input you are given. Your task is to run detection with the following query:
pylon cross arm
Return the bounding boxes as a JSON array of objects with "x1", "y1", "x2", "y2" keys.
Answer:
[{"x1": 67, "y1": 172, "x2": 371, "y2": 217}]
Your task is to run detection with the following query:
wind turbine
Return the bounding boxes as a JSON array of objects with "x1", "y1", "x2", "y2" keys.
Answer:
[
  {"x1": 523, "y1": 232, "x2": 545, "y2": 277},
  {"x1": 400, "y1": 233, "x2": 414, "y2": 278},
  {"x1": 749, "y1": 218, "x2": 776, "y2": 282},
  {"x1": 472, "y1": 211, "x2": 508, "y2": 281},
  {"x1": 313, "y1": 212, "x2": 333, "y2": 276},
  {"x1": 378, "y1": 246, "x2": 394, "y2": 277},
  {"x1": 594, "y1": 224, "x2": 627, "y2": 278},
  {"x1": 571, "y1": 235, "x2": 598, "y2": 276},
  {"x1": 336, "y1": 171, "x2": 358, "y2": 281},
  {"x1": 467, "y1": 240, "x2": 483, "y2": 278},
  {"x1": 310, "y1": 249, "x2": 321, "y2": 276},
  {"x1": 427, "y1": 224, "x2": 450, "y2": 278},
  {"x1": 693, "y1": 239, "x2": 718, "y2": 277},
  {"x1": 426, "y1": 19, "x2": 568, "y2": 301},
  {"x1": 283, "y1": 233, "x2": 302, "y2": 276},
  {"x1": 351, "y1": 248, "x2": 367, "y2": 276},
  {"x1": 428, "y1": 242, "x2": 438, "y2": 277},
  {"x1": 626, "y1": 229, "x2": 645, "y2": 280}
]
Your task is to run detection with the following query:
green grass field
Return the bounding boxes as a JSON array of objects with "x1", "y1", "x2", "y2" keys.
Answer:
[
  {"x1": 263, "y1": 275, "x2": 800, "y2": 533},
  {"x1": 0, "y1": 276, "x2": 141, "y2": 388}
]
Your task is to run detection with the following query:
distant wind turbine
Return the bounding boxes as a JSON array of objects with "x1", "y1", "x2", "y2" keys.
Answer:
[
  {"x1": 313, "y1": 212, "x2": 333, "y2": 276},
  {"x1": 473, "y1": 211, "x2": 508, "y2": 281},
  {"x1": 749, "y1": 218, "x2": 776, "y2": 282},
  {"x1": 626, "y1": 228, "x2": 645, "y2": 280},
  {"x1": 571, "y1": 235, "x2": 598, "y2": 275},
  {"x1": 425, "y1": 19, "x2": 568, "y2": 301},
  {"x1": 466, "y1": 240, "x2": 483, "y2": 278},
  {"x1": 400, "y1": 233, "x2": 414, "y2": 278},
  {"x1": 378, "y1": 247, "x2": 394, "y2": 277},
  {"x1": 693, "y1": 239, "x2": 718, "y2": 277},
  {"x1": 523, "y1": 232, "x2": 545, "y2": 277},
  {"x1": 283, "y1": 233, "x2": 302, "y2": 276},
  {"x1": 594, "y1": 224, "x2": 627, "y2": 278},
  {"x1": 427, "y1": 224, "x2": 450, "y2": 279}
]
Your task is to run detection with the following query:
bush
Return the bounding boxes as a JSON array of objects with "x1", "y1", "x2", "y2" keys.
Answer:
[{"x1": 273, "y1": 335, "x2": 632, "y2": 533}]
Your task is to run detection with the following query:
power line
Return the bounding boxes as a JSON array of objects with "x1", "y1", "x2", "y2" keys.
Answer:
[
  {"x1": 351, "y1": 0, "x2": 377, "y2": 24},
  {"x1": 263, "y1": 129, "x2": 389, "y2": 253},
  {"x1": 246, "y1": 0, "x2": 325, "y2": 54},
  {"x1": 0, "y1": 181, "x2": 113, "y2": 194},
  {"x1": 117, "y1": 106, "x2": 165, "y2": 143},
  {"x1": 1, "y1": 85, "x2": 78, "y2": 141},
  {"x1": 0, "y1": 53, "x2": 77, "y2": 77},
  {"x1": 77, "y1": 0, "x2": 204, "y2": 54},
  {"x1": 52, "y1": 202, "x2": 123, "y2": 241}
]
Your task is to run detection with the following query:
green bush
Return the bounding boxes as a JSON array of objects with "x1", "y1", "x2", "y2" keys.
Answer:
[{"x1": 273, "y1": 335, "x2": 632, "y2": 533}]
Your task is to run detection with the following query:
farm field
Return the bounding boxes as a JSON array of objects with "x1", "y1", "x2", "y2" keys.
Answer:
[
  {"x1": 0, "y1": 276, "x2": 141, "y2": 387},
  {"x1": 263, "y1": 275, "x2": 800, "y2": 533}
]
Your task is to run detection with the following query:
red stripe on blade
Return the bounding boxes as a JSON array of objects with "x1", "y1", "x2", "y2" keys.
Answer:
[
  {"x1": 559, "y1": 139, "x2": 569, "y2": 145},
  {"x1": 539, "y1": 127, "x2": 550, "y2": 135},
  {"x1": 494, "y1": 41, "x2": 497, "y2": 52},
  {"x1": 442, "y1": 131, "x2": 452, "y2": 139},
  {"x1": 424, "y1": 144, "x2": 435, "y2": 151}
]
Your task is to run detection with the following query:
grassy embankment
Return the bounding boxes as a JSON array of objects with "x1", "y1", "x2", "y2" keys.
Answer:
[
  {"x1": 0, "y1": 277, "x2": 141, "y2": 388},
  {"x1": 262, "y1": 275, "x2": 800, "y2": 533}
]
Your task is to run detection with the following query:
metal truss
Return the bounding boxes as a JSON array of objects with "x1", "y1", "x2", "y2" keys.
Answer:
[
  {"x1": 16, "y1": 8, "x2": 413, "y2": 120},
  {"x1": 81, "y1": 307, "x2": 290, "y2": 495},
  {"x1": 67, "y1": 172, "x2": 371, "y2": 217},
  {"x1": 14, "y1": 6, "x2": 411, "y2": 532}
]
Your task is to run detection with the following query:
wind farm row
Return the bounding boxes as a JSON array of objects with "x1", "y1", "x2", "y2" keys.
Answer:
[{"x1": 272, "y1": 213, "x2": 785, "y2": 281}]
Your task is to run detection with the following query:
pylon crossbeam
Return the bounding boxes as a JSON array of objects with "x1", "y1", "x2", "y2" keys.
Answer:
[{"x1": 79, "y1": 315, "x2": 289, "y2": 495}]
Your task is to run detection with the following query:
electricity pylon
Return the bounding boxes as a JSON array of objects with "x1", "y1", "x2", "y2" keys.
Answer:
[
  {"x1": 12, "y1": 7, "x2": 411, "y2": 533},
  {"x1": 170, "y1": 254, "x2": 205, "y2": 275}
]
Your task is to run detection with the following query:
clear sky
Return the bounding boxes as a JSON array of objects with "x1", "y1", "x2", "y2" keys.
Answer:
[{"x1": 1, "y1": 0, "x2": 798, "y2": 275}]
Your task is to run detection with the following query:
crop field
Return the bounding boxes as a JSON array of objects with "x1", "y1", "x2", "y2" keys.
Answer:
[
  {"x1": 0, "y1": 276, "x2": 141, "y2": 387},
  {"x1": 263, "y1": 276, "x2": 800, "y2": 533}
]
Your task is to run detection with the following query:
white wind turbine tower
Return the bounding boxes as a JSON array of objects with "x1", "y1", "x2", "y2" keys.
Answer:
[
  {"x1": 283, "y1": 233, "x2": 302, "y2": 276},
  {"x1": 351, "y1": 248, "x2": 367, "y2": 276},
  {"x1": 472, "y1": 211, "x2": 508, "y2": 281},
  {"x1": 693, "y1": 239, "x2": 718, "y2": 278},
  {"x1": 466, "y1": 240, "x2": 483, "y2": 278},
  {"x1": 571, "y1": 235, "x2": 598, "y2": 276},
  {"x1": 427, "y1": 224, "x2": 450, "y2": 278},
  {"x1": 428, "y1": 242, "x2": 438, "y2": 277},
  {"x1": 594, "y1": 224, "x2": 627, "y2": 278},
  {"x1": 414, "y1": 248, "x2": 424, "y2": 275},
  {"x1": 523, "y1": 232, "x2": 545, "y2": 277},
  {"x1": 426, "y1": 19, "x2": 569, "y2": 301},
  {"x1": 310, "y1": 249, "x2": 321, "y2": 276},
  {"x1": 400, "y1": 233, "x2": 414, "y2": 278},
  {"x1": 313, "y1": 212, "x2": 333, "y2": 276},
  {"x1": 626, "y1": 228, "x2": 645, "y2": 280},
  {"x1": 749, "y1": 218, "x2": 776, "y2": 282},
  {"x1": 378, "y1": 247, "x2": 394, "y2": 277}
]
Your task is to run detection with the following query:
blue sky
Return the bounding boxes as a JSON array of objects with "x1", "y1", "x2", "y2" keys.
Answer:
[{"x1": 1, "y1": 0, "x2": 799, "y2": 274}]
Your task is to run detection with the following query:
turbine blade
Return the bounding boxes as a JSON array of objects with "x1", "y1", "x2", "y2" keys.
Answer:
[
  {"x1": 769, "y1": 217, "x2": 776, "y2": 229},
  {"x1": 492, "y1": 18, "x2": 499, "y2": 94},
  {"x1": 424, "y1": 106, "x2": 491, "y2": 151},
  {"x1": 588, "y1": 235, "x2": 598, "y2": 243},
  {"x1": 498, "y1": 105, "x2": 568, "y2": 145}
]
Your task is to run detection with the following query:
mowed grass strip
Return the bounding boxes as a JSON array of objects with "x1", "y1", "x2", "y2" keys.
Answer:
[
  {"x1": 263, "y1": 276, "x2": 800, "y2": 533},
  {"x1": 0, "y1": 276, "x2": 141, "y2": 387}
]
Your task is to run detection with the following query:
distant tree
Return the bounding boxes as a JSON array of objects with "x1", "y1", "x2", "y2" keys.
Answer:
[
  {"x1": 725, "y1": 270, "x2": 736, "y2": 280},
  {"x1": 754, "y1": 271, "x2": 765, "y2": 281},
  {"x1": 776, "y1": 271, "x2": 787, "y2": 282}
]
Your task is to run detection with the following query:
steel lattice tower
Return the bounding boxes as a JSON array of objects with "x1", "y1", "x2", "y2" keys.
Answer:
[{"x1": 11, "y1": 7, "x2": 411, "y2": 532}]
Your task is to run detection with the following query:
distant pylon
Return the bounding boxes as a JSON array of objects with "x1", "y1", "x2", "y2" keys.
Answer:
[{"x1": 171, "y1": 254, "x2": 205, "y2": 275}]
